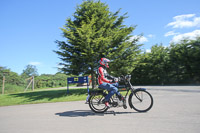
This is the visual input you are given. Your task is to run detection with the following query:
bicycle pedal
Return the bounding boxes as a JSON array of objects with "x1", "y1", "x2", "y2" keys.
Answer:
[{"x1": 123, "y1": 105, "x2": 127, "y2": 109}]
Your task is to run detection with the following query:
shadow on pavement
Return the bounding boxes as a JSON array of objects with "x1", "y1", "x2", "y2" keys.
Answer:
[{"x1": 55, "y1": 110, "x2": 138, "y2": 117}]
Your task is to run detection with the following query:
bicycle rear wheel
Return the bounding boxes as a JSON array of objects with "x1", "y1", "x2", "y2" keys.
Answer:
[
  {"x1": 129, "y1": 89, "x2": 153, "y2": 112},
  {"x1": 88, "y1": 94, "x2": 108, "y2": 113}
]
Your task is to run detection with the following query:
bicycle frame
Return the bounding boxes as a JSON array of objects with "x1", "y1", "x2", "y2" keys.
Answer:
[{"x1": 116, "y1": 76, "x2": 147, "y2": 106}]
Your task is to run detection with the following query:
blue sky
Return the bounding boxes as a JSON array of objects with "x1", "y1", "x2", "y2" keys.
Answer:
[{"x1": 0, "y1": 0, "x2": 200, "y2": 75}]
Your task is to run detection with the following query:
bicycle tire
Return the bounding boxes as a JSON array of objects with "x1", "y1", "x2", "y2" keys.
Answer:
[
  {"x1": 88, "y1": 94, "x2": 109, "y2": 113},
  {"x1": 129, "y1": 89, "x2": 153, "y2": 112}
]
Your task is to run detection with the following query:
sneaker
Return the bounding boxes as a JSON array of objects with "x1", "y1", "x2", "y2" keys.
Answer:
[{"x1": 105, "y1": 101, "x2": 110, "y2": 108}]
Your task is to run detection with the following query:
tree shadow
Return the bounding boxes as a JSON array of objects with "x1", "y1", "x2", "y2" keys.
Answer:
[
  {"x1": 55, "y1": 110, "x2": 138, "y2": 117},
  {"x1": 10, "y1": 88, "x2": 87, "y2": 102}
]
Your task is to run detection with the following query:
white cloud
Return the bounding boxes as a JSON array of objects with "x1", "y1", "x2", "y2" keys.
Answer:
[
  {"x1": 171, "y1": 30, "x2": 200, "y2": 43},
  {"x1": 167, "y1": 14, "x2": 200, "y2": 28},
  {"x1": 173, "y1": 14, "x2": 195, "y2": 20},
  {"x1": 146, "y1": 49, "x2": 151, "y2": 53},
  {"x1": 129, "y1": 36, "x2": 148, "y2": 43},
  {"x1": 29, "y1": 62, "x2": 41, "y2": 66},
  {"x1": 147, "y1": 34, "x2": 155, "y2": 38},
  {"x1": 139, "y1": 36, "x2": 148, "y2": 43},
  {"x1": 164, "y1": 31, "x2": 179, "y2": 37}
]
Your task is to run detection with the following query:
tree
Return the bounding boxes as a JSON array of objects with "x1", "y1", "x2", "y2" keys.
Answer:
[
  {"x1": 21, "y1": 65, "x2": 38, "y2": 78},
  {"x1": 131, "y1": 44, "x2": 170, "y2": 85},
  {"x1": 132, "y1": 37, "x2": 200, "y2": 85},
  {"x1": 35, "y1": 73, "x2": 68, "y2": 88},
  {"x1": 169, "y1": 38, "x2": 200, "y2": 84},
  {"x1": 55, "y1": 0, "x2": 141, "y2": 88},
  {"x1": 0, "y1": 66, "x2": 24, "y2": 87}
]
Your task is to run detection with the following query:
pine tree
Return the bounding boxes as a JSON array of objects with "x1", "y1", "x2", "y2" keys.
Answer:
[{"x1": 55, "y1": 0, "x2": 141, "y2": 88}]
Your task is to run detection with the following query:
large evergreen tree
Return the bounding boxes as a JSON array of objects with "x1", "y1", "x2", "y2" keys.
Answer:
[{"x1": 55, "y1": 0, "x2": 141, "y2": 88}]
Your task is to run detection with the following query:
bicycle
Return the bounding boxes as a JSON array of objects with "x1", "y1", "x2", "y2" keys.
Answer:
[{"x1": 88, "y1": 75, "x2": 153, "y2": 113}]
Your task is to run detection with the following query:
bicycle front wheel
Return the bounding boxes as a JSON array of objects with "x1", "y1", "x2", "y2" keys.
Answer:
[
  {"x1": 129, "y1": 89, "x2": 153, "y2": 112},
  {"x1": 88, "y1": 94, "x2": 108, "y2": 113}
]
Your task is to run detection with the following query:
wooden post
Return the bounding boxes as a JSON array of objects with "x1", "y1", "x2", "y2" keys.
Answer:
[
  {"x1": 2, "y1": 76, "x2": 5, "y2": 94},
  {"x1": 32, "y1": 76, "x2": 34, "y2": 91},
  {"x1": 24, "y1": 78, "x2": 32, "y2": 92}
]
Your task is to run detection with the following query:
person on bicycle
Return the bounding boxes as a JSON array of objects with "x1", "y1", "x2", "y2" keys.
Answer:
[{"x1": 97, "y1": 58, "x2": 124, "y2": 107}]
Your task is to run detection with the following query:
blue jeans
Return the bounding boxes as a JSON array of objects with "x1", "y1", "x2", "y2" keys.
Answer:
[{"x1": 99, "y1": 82, "x2": 120, "y2": 101}]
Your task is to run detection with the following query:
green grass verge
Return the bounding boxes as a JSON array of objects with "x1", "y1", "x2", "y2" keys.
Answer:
[{"x1": 0, "y1": 88, "x2": 88, "y2": 106}]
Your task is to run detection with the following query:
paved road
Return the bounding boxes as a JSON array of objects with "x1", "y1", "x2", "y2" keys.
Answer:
[{"x1": 0, "y1": 86, "x2": 200, "y2": 133}]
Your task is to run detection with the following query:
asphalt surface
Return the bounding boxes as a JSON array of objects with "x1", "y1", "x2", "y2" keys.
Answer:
[{"x1": 0, "y1": 86, "x2": 200, "y2": 133}]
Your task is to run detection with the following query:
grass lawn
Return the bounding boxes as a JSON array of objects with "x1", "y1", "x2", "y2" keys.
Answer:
[{"x1": 0, "y1": 88, "x2": 88, "y2": 106}]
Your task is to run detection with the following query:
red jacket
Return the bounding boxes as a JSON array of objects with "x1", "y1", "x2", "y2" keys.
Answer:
[{"x1": 97, "y1": 66, "x2": 114, "y2": 85}]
